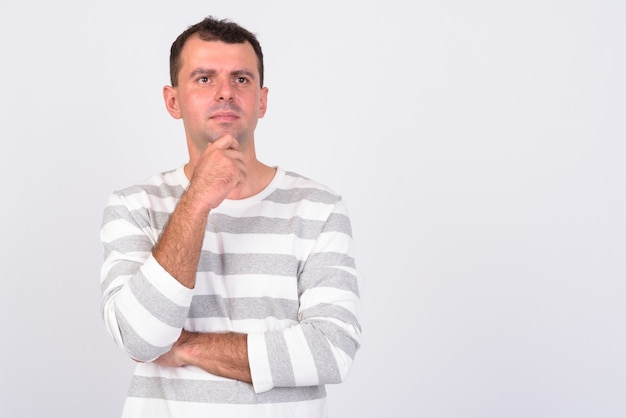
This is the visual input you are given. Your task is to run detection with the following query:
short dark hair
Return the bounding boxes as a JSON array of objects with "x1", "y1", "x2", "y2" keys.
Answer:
[{"x1": 169, "y1": 16, "x2": 264, "y2": 87}]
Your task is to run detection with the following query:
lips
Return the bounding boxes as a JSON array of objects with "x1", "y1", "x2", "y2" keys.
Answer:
[{"x1": 210, "y1": 111, "x2": 239, "y2": 122}]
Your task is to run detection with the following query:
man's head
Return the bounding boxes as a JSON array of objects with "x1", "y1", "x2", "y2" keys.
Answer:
[
  {"x1": 162, "y1": 17, "x2": 269, "y2": 157},
  {"x1": 169, "y1": 16, "x2": 264, "y2": 88}
]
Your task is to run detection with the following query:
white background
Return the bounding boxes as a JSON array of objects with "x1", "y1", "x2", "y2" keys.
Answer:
[{"x1": 1, "y1": 0, "x2": 625, "y2": 417}]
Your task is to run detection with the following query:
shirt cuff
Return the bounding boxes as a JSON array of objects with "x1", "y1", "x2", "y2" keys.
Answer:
[
  {"x1": 247, "y1": 332, "x2": 274, "y2": 393},
  {"x1": 141, "y1": 255, "x2": 195, "y2": 306}
]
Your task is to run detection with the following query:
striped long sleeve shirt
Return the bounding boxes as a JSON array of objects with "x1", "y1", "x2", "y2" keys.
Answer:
[{"x1": 100, "y1": 166, "x2": 361, "y2": 417}]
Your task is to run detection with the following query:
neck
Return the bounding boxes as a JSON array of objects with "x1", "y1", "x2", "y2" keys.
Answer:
[{"x1": 227, "y1": 160, "x2": 276, "y2": 200}]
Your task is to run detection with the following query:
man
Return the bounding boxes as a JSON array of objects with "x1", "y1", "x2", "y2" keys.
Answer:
[{"x1": 100, "y1": 16, "x2": 361, "y2": 417}]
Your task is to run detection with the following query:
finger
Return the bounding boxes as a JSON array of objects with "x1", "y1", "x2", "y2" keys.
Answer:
[{"x1": 211, "y1": 134, "x2": 240, "y2": 150}]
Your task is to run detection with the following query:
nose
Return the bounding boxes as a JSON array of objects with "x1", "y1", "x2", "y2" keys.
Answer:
[{"x1": 215, "y1": 79, "x2": 234, "y2": 102}]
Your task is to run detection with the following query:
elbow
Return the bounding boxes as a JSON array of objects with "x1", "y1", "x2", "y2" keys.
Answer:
[
  {"x1": 101, "y1": 286, "x2": 186, "y2": 363},
  {"x1": 116, "y1": 316, "x2": 175, "y2": 362},
  {"x1": 103, "y1": 301, "x2": 175, "y2": 362},
  {"x1": 306, "y1": 320, "x2": 361, "y2": 385},
  {"x1": 325, "y1": 334, "x2": 360, "y2": 384}
]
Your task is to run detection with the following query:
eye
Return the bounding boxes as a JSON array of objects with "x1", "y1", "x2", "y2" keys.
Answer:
[
  {"x1": 198, "y1": 76, "x2": 209, "y2": 83},
  {"x1": 235, "y1": 76, "x2": 248, "y2": 84}
]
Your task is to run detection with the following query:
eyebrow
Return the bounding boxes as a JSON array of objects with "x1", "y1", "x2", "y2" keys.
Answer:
[
  {"x1": 189, "y1": 68, "x2": 217, "y2": 80},
  {"x1": 188, "y1": 68, "x2": 257, "y2": 81},
  {"x1": 231, "y1": 70, "x2": 256, "y2": 80}
]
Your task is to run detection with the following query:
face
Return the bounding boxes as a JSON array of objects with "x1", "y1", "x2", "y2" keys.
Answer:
[{"x1": 163, "y1": 35, "x2": 268, "y2": 154}]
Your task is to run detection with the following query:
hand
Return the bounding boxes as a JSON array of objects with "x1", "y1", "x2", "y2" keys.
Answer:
[
  {"x1": 152, "y1": 330, "x2": 251, "y2": 382},
  {"x1": 153, "y1": 349, "x2": 182, "y2": 368},
  {"x1": 188, "y1": 134, "x2": 247, "y2": 210},
  {"x1": 153, "y1": 330, "x2": 194, "y2": 368}
]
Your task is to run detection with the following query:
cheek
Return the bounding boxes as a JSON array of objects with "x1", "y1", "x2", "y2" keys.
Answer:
[
  {"x1": 181, "y1": 93, "x2": 208, "y2": 117},
  {"x1": 248, "y1": 95, "x2": 266, "y2": 117}
]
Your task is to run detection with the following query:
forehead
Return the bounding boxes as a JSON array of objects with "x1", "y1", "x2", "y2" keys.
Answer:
[{"x1": 179, "y1": 35, "x2": 259, "y2": 73}]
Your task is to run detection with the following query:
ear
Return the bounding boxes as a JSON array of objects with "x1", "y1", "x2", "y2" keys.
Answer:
[
  {"x1": 258, "y1": 86, "x2": 269, "y2": 118},
  {"x1": 163, "y1": 85, "x2": 182, "y2": 119}
]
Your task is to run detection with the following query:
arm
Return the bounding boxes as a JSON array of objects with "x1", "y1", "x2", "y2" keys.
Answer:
[
  {"x1": 248, "y1": 201, "x2": 362, "y2": 392},
  {"x1": 100, "y1": 135, "x2": 246, "y2": 361},
  {"x1": 153, "y1": 135, "x2": 246, "y2": 289}
]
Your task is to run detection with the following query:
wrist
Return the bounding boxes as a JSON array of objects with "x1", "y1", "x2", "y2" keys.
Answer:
[
  {"x1": 180, "y1": 186, "x2": 213, "y2": 217},
  {"x1": 174, "y1": 330, "x2": 199, "y2": 366}
]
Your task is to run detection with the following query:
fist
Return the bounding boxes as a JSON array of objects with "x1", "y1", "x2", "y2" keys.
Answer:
[{"x1": 188, "y1": 134, "x2": 247, "y2": 209}]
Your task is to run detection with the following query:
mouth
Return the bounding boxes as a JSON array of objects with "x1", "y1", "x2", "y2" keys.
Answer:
[{"x1": 209, "y1": 111, "x2": 239, "y2": 123}]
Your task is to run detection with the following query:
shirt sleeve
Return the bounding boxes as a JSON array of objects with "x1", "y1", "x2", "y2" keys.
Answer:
[
  {"x1": 247, "y1": 197, "x2": 362, "y2": 393},
  {"x1": 100, "y1": 191, "x2": 194, "y2": 362}
]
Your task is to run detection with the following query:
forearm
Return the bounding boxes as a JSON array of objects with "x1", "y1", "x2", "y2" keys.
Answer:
[
  {"x1": 152, "y1": 188, "x2": 211, "y2": 289},
  {"x1": 157, "y1": 330, "x2": 252, "y2": 383}
]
